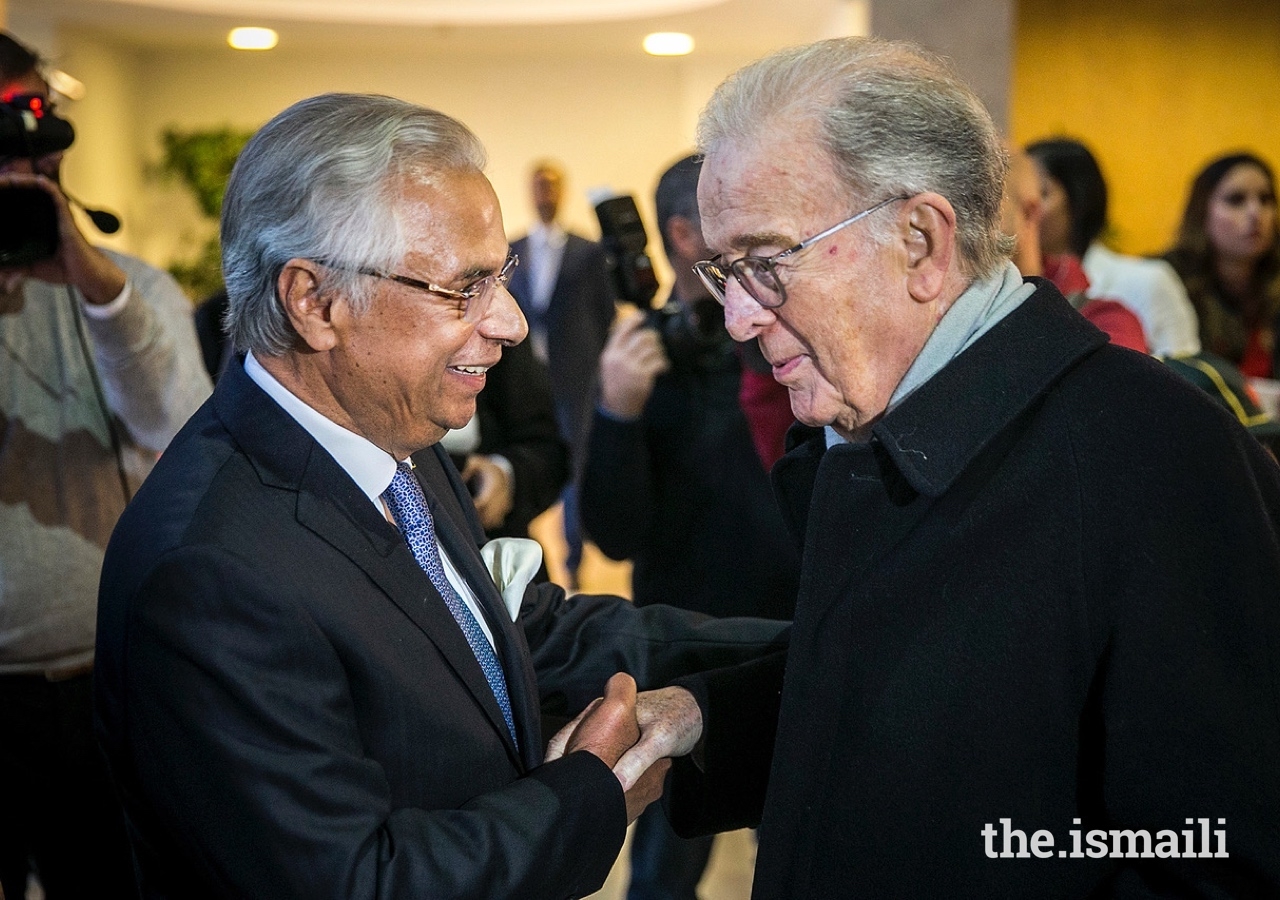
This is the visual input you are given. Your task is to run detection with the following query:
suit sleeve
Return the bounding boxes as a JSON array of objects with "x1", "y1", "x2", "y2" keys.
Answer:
[
  {"x1": 475, "y1": 338, "x2": 570, "y2": 537},
  {"x1": 121, "y1": 546, "x2": 626, "y2": 900},
  {"x1": 518, "y1": 580, "x2": 790, "y2": 718},
  {"x1": 578, "y1": 407, "x2": 657, "y2": 560}
]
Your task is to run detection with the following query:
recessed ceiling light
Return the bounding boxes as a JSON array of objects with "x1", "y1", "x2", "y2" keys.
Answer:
[
  {"x1": 228, "y1": 27, "x2": 278, "y2": 51},
  {"x1": 643, "y1": 32, "x2": 694, "y2": 56}
]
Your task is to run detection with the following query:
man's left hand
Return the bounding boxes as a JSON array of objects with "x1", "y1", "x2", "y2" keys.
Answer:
[{"x1": 461, "y1": 454, "x2": 514, "y2": 530}]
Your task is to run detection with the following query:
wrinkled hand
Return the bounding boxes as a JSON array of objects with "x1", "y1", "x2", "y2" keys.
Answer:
[
  {"x1": 0, "y1": 171, "x2": 126, "y2": 305},
  {"x1": 598, "y1": 309, "x2": 669, "y2": 419},
  {"x1": 461, "y1": 455, "x2": 514, "y2": 530},
  {"x1": 612, "y1": 687, "x2": 702, "y2": 791},
  {"x1": 546, "y1": 673, "x2": 673, "y2": 823}
]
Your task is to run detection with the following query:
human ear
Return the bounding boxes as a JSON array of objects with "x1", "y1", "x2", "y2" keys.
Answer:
[
  {"x1": 277, "y1": 258, "x2": 338, "y2": 352},
  {"x1": 666, "y1": 215, "x2": 704, "y2": 260},
  {"x1": 902, "y1": 193, "x2": 957, "y2": 303}
]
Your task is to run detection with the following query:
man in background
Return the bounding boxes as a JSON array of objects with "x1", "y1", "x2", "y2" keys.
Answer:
[
  {"x1": 0, "y1": 31, "x2": 211, "y2": 898},
  {"x1": 508, "y1": 161, "x2": 614, "y2": 586},
  {"x1": 580, "y1": 154, "x2": 799, "y2": 900}
]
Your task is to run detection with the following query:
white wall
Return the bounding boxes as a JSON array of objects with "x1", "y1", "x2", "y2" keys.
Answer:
[{"x1": 41, "y1": 30, "x2": 775, "y2": 284}]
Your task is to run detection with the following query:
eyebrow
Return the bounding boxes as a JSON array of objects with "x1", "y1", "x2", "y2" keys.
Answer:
[
  {"x1": 441, "y1": 248, "x2": 512, "y2": 285},
  {"x1": 725, "y1": 229, "x2": 795, "y2": 255}
]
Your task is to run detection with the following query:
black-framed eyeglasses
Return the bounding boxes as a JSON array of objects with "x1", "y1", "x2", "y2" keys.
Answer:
[
  {"x1": 324, "y1": 252, "x2": 518, "y2": 323},
  {"x1": 692, "y1": 196, "x2": 909, "y2": 309}
]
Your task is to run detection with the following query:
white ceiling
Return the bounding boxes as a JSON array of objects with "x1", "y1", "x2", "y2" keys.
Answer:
[{"x1": 12, "y1": 0, "x2": 864, "y2": 58}]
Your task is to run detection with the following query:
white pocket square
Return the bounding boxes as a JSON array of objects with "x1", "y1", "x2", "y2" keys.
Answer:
[{"x1": 479, "y1": 537, "x2": 543, "y2": 621}]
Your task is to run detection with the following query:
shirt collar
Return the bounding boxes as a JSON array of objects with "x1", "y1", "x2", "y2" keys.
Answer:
[
  {"x1": 244, "y1": 351, "x2": 398, "y2": 509},
  {"x1": 531, "y1": 221, "x2": 567, "y2": 248}
]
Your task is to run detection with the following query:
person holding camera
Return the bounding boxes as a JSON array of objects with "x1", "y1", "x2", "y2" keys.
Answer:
[
  {"x1": 0, "y1": 33, "x2": 210, "y2": 898},
  {"x1": 579, "y1": 154, "x2": 800, "y2": 900}
]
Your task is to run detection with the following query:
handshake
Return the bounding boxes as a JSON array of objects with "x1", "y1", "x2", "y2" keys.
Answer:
[
  {"x1": 545, "y1": 674, "x2": 703, "y2": 824},
  {"x1": 481, "y1": 536, "x2": 704, "y2": 823}
]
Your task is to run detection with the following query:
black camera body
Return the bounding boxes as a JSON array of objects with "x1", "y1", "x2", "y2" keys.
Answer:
[
  {"x1": 643, "y1": 297, "x2": 736, "y2": 375},
  {"x1": 0, "y1": 186, "x2": 58, "y2": 267},
  {"x1": 594, "y1": 193, "x2": 734, "y2": 374},
  {"x1": 0, "y1": 93, "x2": 77, "y2": 265}
]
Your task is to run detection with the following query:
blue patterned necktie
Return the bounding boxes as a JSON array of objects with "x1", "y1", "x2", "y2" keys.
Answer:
[{"x1": 383, "y1": 462, "x2": 518, "y2": 748}]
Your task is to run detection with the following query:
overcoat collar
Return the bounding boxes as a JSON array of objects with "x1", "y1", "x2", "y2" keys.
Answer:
[{"x1": 779, "y1": 280, "x2": 1108, "y2": 499}]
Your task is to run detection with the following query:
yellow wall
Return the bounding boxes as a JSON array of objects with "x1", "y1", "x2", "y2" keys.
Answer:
[{"x1": 1012, "y1": 0, "x2": 1280, "y2": 256}]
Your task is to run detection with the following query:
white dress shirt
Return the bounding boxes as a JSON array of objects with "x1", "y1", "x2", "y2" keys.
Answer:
[
  {"x1": 1083, "y1": 243, "x2": 1201, "y2": 357},
  {"x1": 244, "y1": 352, "x2": 496, "y2": 646}
]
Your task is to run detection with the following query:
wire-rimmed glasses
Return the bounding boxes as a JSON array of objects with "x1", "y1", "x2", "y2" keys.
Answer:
[
  {"x1": 324, "y1": 252, "x2": 518, "y2": 322},
  {"x1": 692, "y1": 196, "x2": 908, "y2": 308}
]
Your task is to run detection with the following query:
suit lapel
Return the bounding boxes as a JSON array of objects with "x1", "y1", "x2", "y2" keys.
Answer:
[{"x1": 217, "y1": 360, "x2": 528, "y2": 767}]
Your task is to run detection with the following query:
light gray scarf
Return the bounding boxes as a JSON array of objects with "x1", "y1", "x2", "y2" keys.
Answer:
[{"x1": 827, "y1": 261, "x2": 1034, "y2": 447}]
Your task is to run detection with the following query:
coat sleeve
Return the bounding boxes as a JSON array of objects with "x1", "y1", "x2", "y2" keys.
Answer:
[
  {"x1": 665, "y1": 649, "x2": 787, "y2": 837},
  {"x1": 117, "y1": 546, "x2": 627, "y2": 900}
]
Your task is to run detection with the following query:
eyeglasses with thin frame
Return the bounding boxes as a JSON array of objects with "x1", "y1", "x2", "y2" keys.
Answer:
[
  {"x1": 692, "y1": 195, "x2": 909, "y2": 309},
  {"x1": 323, "y1": 252, "x2": 518, "y2": 323}
]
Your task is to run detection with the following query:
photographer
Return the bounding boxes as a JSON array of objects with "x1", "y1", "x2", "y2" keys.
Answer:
[
  {"x1": 0, "y1": 33, "x2": 209, "y2": 898},
  {"x1": 579, "y1": 155, "x2": 800, "y2": 900}
]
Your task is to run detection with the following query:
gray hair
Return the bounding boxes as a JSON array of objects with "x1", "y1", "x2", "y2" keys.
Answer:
[
  {"x1": 222, "y1": 92, "x2": 487, "y2": 357},
  {"x1": 697, "y1": 38, "x2": 1011, "y2": 278}
]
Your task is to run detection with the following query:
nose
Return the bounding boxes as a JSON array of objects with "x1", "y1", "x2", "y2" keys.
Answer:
[
  {"x1": 721, "y1": 278, "x2": 776, "y2": 343},
  {"x1": 479, "y1": 283, "x2": 528, "y2": 346}
]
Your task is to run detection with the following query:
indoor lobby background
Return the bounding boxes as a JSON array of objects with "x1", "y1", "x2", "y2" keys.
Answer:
[
  {"x1": 12, "y1": 0, "x2": 1279, "y2": 281},
  {"x1": 4, "y1": 1, "x2": 1277, "y2": 896}
]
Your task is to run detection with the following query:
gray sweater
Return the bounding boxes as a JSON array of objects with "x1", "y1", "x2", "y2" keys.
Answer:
[{"x1": 0, "y1": 249, "x2": 211, "y2": 675}]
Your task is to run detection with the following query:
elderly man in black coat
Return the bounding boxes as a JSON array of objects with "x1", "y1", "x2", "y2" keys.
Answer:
[{"x1": 596, "y1": 37, "x2": 1280, "y2": 899}]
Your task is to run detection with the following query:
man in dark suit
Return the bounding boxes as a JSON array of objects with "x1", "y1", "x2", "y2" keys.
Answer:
[
  {"x1": 508, "y1": 161, "x2": 615, "y2": 585},
  {"x1": 93, "y1": 93, "x2": 786, "y2": 899}
]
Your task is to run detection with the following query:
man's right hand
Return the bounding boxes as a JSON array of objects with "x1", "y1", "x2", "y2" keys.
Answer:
[
  {"x1": 598, "y1": 309, "x2": 670, "y2": 419},
  {"x1": 550, "y1": 672, "x2": 672, "y2": 823}
]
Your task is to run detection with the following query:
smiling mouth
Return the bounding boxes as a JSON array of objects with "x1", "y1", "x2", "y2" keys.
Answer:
[{"x1": 450, "y1": 364, "x2": 491, "y2": 376}]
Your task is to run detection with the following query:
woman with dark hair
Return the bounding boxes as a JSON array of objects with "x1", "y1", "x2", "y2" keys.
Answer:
[
  {"x1": 1026, "y1": 137, "x2": 1200, "y2": 357},
  {"x1": 1163, "y1": 152, "x2": 1280, "y2": 378}
]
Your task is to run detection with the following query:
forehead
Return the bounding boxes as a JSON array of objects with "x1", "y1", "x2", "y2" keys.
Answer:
[
  {"x1": 697, "y1": 133, "x2": 846, "y2": 251},
  {"x1": 1215, "y1": 163, "x2": 1272, "y2": 194},
  {"x1": 397, "y1": 168, "x2": 507, "y2": 273},
  {"x1": 532, "y1": 168, "x2": 562, "y2": 187}
]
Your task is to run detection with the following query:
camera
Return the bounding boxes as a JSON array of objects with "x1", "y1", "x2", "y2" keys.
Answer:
[
  {"x1": 0, "y1": 93, "x2": 77, "y2": 265},
  {"x1": 593, "y1": 193, "x2": 734, "y2": 374}
]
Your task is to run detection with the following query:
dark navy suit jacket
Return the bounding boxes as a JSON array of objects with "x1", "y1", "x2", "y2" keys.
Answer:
[{"x1": 94, "y1": 357, "x2": 787, "y2": 899}]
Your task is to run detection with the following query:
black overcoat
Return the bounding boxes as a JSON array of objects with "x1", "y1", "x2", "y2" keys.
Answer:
[{"x1": 672, "y1": 281, "x2": 1280, "y2": 898}]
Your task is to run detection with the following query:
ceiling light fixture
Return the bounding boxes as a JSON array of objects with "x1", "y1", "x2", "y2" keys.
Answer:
[
  {"x1": 643, "y1": 32, "x2": 694, "y2": 56},
  {"x1": 228, "y1": 27, "x2": 279, "y2": 51}
]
